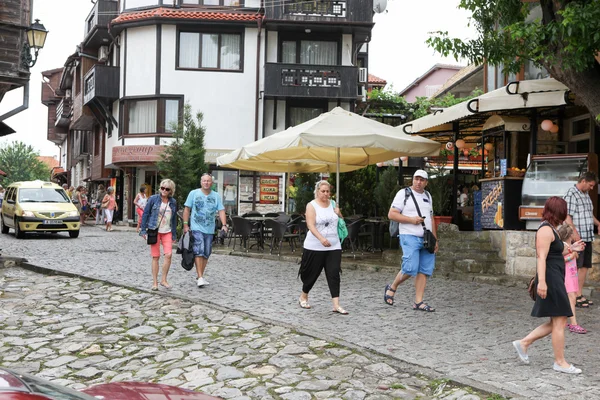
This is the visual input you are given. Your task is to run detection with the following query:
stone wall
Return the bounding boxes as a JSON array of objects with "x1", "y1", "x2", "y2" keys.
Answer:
[{"x1": 489, "y1": 230, "x2": 600, "y2": 285}]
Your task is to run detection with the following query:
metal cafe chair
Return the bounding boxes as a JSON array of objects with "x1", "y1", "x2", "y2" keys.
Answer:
[
  {"x1": 242, "y1": 211, "x2": 262, "y2": 218},
  {"x1": 344, "y1": 219, "x2": 364, "y2": 257},
  {"x1": 231, "y1": 216, "x2": 262, "y2": 252},
  {"x1": 264, "y1": 219, "x2": 301, "y2": 256}
]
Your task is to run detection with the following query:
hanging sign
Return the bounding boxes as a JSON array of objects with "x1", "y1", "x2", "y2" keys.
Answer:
[{"x1": 259, "y1": 176, "x2": 280, "y2": 204}]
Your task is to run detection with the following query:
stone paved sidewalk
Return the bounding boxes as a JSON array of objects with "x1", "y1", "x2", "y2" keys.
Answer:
[
  {"x1": 2, "y1": 225, "x2": 599, "y2": 399},
  {"x1": 1, "y1": 267, "x2": 491, "y2": 400}
]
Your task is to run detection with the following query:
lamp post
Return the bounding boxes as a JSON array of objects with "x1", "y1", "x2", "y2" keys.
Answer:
[{"x1": 21, "y1": 19, "x2": 48, "y2": 69}]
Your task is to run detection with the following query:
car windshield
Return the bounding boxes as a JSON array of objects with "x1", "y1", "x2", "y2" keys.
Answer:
[
  {"x1": 18, "y1": 188, "x2": 70, "y2": 203},
  {"x1": 12, "y1": 370, "x2": 97, "y2": 400}
]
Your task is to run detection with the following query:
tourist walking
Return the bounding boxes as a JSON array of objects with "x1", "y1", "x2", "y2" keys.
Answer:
[
  {"x1": 564, "y1": 171, "x2": 599, "y2": 308},
  {"x1": 512, "y1": 197, "x2": 585, "y2": 374},
  {"x1": 558, "y1": 224, "x2": 587, "y2": 334},
  {"x1": 134, "y1": 186, "x2": 148, "y2": 232},
  {"x1": 102, "y1": 187, "x2": 118, "y2": 232},
  {"x1": 95, "y1": 184, "x2": 106, "y2": 225},
  {"x1": 182, "y1": 173, "x2": 227, "y2": 287},
  {"x1": 298, "y1": 180, "x2": 348, "y2": 314},
  {"x1": 140, "y1": 179, "x2": 178, "y2": 291},
  {"x1": 384, "y1": 170, "x2": 438, "y2": 311}
]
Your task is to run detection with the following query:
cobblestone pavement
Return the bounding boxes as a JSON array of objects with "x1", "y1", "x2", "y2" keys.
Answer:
[
  {"x1": 3, "y1": 225, "x2": 600, "y2": 399},
  {"x1": 1, "y1": 267, "x2": 491, "y2": 400}
]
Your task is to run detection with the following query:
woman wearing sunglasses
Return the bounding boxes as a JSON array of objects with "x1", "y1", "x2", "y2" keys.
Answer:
[{"x1": 140, "y1": 179, "x2": 178, "y2": 291}]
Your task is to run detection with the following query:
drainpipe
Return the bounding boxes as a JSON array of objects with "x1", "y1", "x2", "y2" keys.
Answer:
[
  {"x1": 251, "y1": 13, "x2": 265, "y2": 211},
  {"x1": 0, "y1": 82, "x2": 29, "y2": 122}
]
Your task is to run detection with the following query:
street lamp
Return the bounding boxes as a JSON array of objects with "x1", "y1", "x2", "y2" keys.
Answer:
[{"x1": 22, "y1": 19, "x2": 48, "y2": 69}]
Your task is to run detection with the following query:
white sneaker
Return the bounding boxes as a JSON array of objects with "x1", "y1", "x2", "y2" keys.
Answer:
[
  {"x1": 197, "y1": 277, "x2": 205, "y2": 287},
  {"x1": 202, "y1": 278, "x2": 210, "y2": 285},
  {"x1": 553, "y1": 363, "x2": 582, "y2": 374}
]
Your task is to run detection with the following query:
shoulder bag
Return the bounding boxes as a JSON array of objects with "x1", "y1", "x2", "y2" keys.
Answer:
[
  {"x1": 409, "y1": 189, "x2": 436, "y2": 254},
  {"x1": 147, "y1": 202, "x2": 167, "y2": 245},
  {"x1": 331, "y1": 200, "x2": 348, "y2": 243}
]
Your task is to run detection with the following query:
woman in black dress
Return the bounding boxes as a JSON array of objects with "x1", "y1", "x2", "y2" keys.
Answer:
[{"x1": 512, "y1": 196, "x2": 585, "y2": 374}]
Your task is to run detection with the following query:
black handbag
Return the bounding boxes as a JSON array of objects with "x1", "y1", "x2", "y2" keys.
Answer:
[
  {"x1": 409, "y1": 189, "x2": 437, "y2": 254},
  {"x1": 147, "y1": 203, "x2": 167, "y2": 245}
]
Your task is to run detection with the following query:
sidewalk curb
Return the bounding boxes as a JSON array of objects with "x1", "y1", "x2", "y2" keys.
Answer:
[{"x1": 12, "y1": 259, "x2": 521, "y2": 399}]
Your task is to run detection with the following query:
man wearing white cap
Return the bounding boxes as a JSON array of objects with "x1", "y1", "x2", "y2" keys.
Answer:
[{"x1": 384, "y1": 169, "x2": 438, "y2": 312}]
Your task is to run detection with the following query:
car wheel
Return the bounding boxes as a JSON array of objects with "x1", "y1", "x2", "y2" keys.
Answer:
[
  {"x1": 0, "y1": 214, "x2": 8, "y2": 234},
  {"x1": 14, "y1": 217, "x2": 25, "y2": 239},
  {"x1": 69, "y1": 230, "x2": 80, "y2": 238}
]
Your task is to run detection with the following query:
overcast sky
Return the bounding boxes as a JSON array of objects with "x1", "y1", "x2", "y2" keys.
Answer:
[{"x1": 0, "y1": 0, "x2": 474, "y2": 158}]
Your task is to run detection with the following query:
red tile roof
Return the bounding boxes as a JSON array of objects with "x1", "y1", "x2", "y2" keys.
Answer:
[
  {"x1": 112, "y1": 7, "x2": 262, "y2": 25},
  {"x1": 368, "y1": 73, "x2": 387, "y2": 85}
]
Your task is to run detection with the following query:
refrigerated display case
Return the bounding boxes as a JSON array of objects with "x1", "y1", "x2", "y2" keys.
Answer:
[{"x1": 519, "y1": 154, "x2": 598, "y2": 230}]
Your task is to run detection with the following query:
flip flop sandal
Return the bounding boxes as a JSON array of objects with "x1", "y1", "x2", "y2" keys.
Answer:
[
  {"x1": 413, "y1": 301, "x2": 435, "y2": 312},
  {"x1": 151, "y1": 286, "x2": 158, "y2": 291},
  {"x1": 332, "y1": 306, "x2": 349, "y2": 315},
  {"x1": 160, "y1": 282, "x2": 172, "y2": 289},
  {"x1": 569, "y1": 324, "x2": 587, "y2": 334},
  {"x1": 384, "y1": 284, "x2": 396, "y2": 306},
  {"x1": 299, "y1": 297, "x2": 311, "y2": 309}
]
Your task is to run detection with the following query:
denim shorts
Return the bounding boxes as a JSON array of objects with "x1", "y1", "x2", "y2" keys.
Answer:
[
  {"x1": 191, "y1": 230, "x2": 214, "y2": 259},
  {"x1": 399, "y1": 234, "x2": 436, "y2": 277}
]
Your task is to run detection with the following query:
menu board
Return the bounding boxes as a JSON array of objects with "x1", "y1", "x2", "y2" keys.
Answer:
[
  {"x1": 481, "y1": 180, "x2": 504, "y2": 229},
  {"x1": 259, "y1": 176, "x2": 280, "y2": 204}
]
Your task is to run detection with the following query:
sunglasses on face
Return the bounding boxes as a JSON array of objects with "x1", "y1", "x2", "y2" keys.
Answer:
[{"x1": 160, "y1": 187, "x2": 171, "y2": 192}]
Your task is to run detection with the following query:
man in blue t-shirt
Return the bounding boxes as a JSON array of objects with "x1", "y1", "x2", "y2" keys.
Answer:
[{"x1": 183, "y1": 173, "x2": 227, "y2": 287}]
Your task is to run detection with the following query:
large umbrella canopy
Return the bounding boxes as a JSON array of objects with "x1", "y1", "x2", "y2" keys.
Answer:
[
  {"x1": 217, "y1": 107, "x2": 440, "y2": 202},
  {"x1": 218, "y1": 107, "x2": 440, "y2": 171}
]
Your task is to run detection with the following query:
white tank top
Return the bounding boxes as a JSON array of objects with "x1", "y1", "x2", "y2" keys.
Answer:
[{"x1": 303, "y1": 200, "x2": 341, "y2": 251}]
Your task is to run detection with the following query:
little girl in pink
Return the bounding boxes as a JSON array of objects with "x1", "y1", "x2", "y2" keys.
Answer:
[{"x1": 558, "y1": 224, "x2": 586, "y2": 334}]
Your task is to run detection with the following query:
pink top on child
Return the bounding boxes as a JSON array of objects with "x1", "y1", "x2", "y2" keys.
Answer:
[{"x1": 564, "y1": 252, "x2": 579, "y2": 294}]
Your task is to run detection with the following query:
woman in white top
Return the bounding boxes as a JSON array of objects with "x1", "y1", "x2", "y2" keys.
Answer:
[
  {"x1": 134, "y1": 186, "x2": 148, "y2": 232},
  {"x1": 298, "y1": 181, "x2": 348, "y2": 314}
]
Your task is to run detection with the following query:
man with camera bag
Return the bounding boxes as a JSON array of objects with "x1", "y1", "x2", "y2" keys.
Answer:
[{"x1": 384, "y1": 169, "x2": 438, "y2": 312}]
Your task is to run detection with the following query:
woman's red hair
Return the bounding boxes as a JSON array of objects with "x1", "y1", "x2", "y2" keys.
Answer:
[{"x1": 542, "y1": 196, "x2": 567, "y2": 227}]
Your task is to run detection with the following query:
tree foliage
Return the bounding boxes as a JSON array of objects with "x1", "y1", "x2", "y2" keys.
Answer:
[
  {"x1": 0, "y1": 141, "x2": 50, "y2": 185},
  {"x1": 427, "y1": 0, "x2": 600, "y2": 124},
  {"x1": 157, "y1": 103, "x2": 208, "y2": 207},
  {"x1": 293, "y1": 173, "x2": 318, "y2": 213},
  {"x1": 374, "y1": 167, "x2": 401, "y2": 216},
  {"x1": 328, "y1": 165, "x2": 377, "y2": 217}
]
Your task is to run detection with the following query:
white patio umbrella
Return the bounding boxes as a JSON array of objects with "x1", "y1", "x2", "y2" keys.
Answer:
[{"x1": 217, "y1": 107, "x2": 440, "y2": 202}]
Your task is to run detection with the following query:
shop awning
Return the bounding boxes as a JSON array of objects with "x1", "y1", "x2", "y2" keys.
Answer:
[{"x1": 399, "y1": 78, "x2": 570, "y2": 135}]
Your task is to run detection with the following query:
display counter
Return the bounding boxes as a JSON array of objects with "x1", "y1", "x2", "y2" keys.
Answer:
[
  {"x1": 519, "y1": 154, "x2": 597, "y2": 230},
  {"x1": 479, "y1": 176, "x2": 525, "y2": 230}
]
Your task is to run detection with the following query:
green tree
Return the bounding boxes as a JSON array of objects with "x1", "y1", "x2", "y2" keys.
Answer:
[
  {"x1": 158, "y1": 103, "x2": 208, "y2": 207},
  {"x1": 427, "y1": 0, "x2": 600, "y2": 125},
  {"x1": 0, "y1": 141, "x2": 50, "y2": 185},
  {"x1": 374, "y1": 167, "x2": 401, "y2": 216},
  {"x1": 293, "y1": 173, "x2": 318, "y2": 213},
  {"x1": 328, "y1": 165, "x2": 377, "y2": 216}
]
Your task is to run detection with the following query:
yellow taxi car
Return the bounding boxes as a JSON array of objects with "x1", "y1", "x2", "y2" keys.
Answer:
[{"x1": 0, "y1": 180, "x2": 80, "y2": 238}]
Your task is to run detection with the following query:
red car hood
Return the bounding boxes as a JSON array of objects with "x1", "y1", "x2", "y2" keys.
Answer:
[{"x1": 81, "y1": 382, "x2": 220, "y2": 400}]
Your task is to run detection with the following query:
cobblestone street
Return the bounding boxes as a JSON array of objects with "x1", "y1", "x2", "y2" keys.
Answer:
[
  {"x1": 2, "y1": 224, "x2": 600, "y2": 399},
  {"x1": 2, "y1": 266, "x2": 489, "y2": 400}
]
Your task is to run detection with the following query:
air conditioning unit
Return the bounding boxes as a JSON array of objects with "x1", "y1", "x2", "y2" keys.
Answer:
[
  {"x1": 358, "y1": 67, "x2": 368, "y2": 83},
  {"x1": 98, "y1": 46, "x2": 109, "y2": 62},
  {"x1": 357, "y1": 86, "x2": 367, "y2": 102},
  {"x1": 65, "y1": 89, "x2": 72, "y2": 98}
]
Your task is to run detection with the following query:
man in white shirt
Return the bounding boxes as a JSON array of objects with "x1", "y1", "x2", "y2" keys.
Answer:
[{"x1": 384, "y1": 170, "x2": 438, "y2": 312}]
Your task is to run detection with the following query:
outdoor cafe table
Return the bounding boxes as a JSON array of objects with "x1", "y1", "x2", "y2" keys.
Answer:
[
  {"x1": 364, "y1": 218, "x2": 388, "y2": 252},
  {"x1": 242, "y1": 216, "x2": 273, "y2": 250}
]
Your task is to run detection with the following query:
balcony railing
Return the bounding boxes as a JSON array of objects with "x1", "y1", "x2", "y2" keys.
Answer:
[
  {"x1": 264, "y1": 63, "x2": 358, "y2": 99},
  {"x1": 83, "y1": 65, "x2": 120, "y2": 105},
  {"x1": 55, "y1": 98, "x2": 72, "y2": 128},
  {"x1": 266, "y1": 0, "x2": 373, "y2": 23}
]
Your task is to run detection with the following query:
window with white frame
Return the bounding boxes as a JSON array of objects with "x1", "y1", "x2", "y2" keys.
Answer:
[
  {"x1": 122, "y1": 97, "x2": 183, "y2": 136},
  {"x1": 178, "y1": 31, "x2": 242, "y2": 71}
]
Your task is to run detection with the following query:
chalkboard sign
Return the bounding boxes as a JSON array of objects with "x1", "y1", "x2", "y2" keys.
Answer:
[
  {"x1": 473, "y1": 190, "x2": 482, "y2": 231},
  {"x1": 481, "y1": 180, "x2": 505, "y2": 229}
]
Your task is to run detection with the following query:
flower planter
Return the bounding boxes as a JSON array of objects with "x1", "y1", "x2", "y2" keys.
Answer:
[{"x1": 434, "y1": 215, "x2": 453, "y2": 231}]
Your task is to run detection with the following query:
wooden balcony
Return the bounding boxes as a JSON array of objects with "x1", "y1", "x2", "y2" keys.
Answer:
[
  {"x1": 71, "y1": 130, "x2": 92, "y2": 161},
  {"x1": 264, "y1": 63, "x2": 358, "y2": 99},
  {"x1": 71, "y1": 92, "x2": 95, "y2": 131},
  {"x1": 265, "y1": 0, "x2": 373, "y2": 24},
  {"x1": 83, "y1": 0, "x2": 118, "y2": 49},
  {"x1": 46, "y1": 103, "x2": 67, "y2": 145},
  {"x1": 83, "y1": 65, "x2": 119, "y2": 105},
  {"x1": 55, "y1": 98, "x2": 72, "y2": 128}
]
